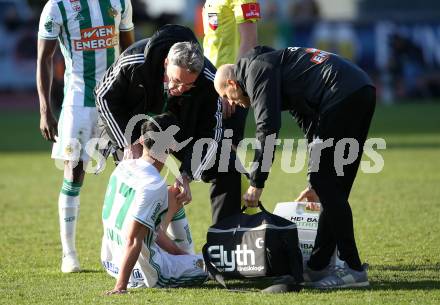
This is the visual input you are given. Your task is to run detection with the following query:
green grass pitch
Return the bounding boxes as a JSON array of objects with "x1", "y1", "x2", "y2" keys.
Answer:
[{"x1": 0, "y1": 103, "x2": 439, "y2": 304}]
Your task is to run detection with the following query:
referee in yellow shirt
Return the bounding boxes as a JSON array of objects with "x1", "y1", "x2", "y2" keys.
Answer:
[
  {"x1": 203, "y1": 0, "x2": 260, "y2": 68},
  {"x1": 203, "y1": 0, "x2": 261, "y2": 216},
  {"x1": 203, "y1": 0, "x2": 261, "y2": 134}
]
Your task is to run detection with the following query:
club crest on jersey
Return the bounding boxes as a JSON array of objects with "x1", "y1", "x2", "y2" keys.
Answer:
[
  {"x1": 194, "y1": 258, "x2": 205, "y2": 269},
  {"x1": 241, "y1": 3, "x2": 260, "y2": 20},
  {"x1": 44, "y1": 17, "x2": 54, "y2": 33},
  {"x1": 208, "y1": 13, "x2": 218, "y2": 30},
  {"x1": 70, "y1": 0, "x2": 81, "y2": 12},
  {"x1": 65, "y1": 144, "x2": 74, "y2": 156},
  {"x1": 108, "y1": 6, "x2": 118, "y2": 18}
]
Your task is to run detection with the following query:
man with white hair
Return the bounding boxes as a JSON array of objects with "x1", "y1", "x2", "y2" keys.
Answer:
[{"x1": 96, "y1": 24, "x2": 243, "y2": 225}]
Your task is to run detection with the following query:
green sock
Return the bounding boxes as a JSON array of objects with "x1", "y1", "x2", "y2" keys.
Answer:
[{"x1": 60, "y1": 179, "x2": 82, "y2": 197}]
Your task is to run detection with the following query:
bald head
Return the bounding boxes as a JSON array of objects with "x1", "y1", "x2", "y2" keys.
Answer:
[
  {"x1": 214, "y1": 64, "x2": 250, "y2": 108},
  {"x1": 214, "y1": 64, "x2": 236, "y2": 94}
]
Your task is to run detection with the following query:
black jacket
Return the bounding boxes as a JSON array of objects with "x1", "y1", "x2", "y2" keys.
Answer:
[
  {"x1": 235, "y1": 46, "x2": 374, "y2": 188},
  {"x1": 95, "y1": 25, "x2": 222, "y2": 180}
]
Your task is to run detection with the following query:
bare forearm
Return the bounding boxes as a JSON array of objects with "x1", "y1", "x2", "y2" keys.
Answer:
[
  {"x1": 156, "y1": 228, "x2": 186, "y2": 255},
  {"x1": 160, "y1": 187, "x2": 187, "y2": 255},
  {"x1": 36, "y1": 39, "x2": 57, "y2": 115},
  {"x1": 238, "y1": 38, "x2": 257, "y2": 59},
  {"x1": 237, "y1": 22, "x2": 258, "y2": 60},
  {"x1": 36, "y1": 56, "x2": 53, "y2": 114},
  {"x1": 161, "y1": 210, "x2": 174, "y2": 232},
  {"x1": 114, "y1": 240, "x2": 142, "y2": 290},
  {"x1": 120, "y1": 30, "x2": 135, "y2": 52}
]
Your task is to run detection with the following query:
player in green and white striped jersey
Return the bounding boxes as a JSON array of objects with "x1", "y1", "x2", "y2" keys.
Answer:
[
  {"x1": 36, "y1": 0, "x2": 135, "y2": 273},
  {"x1": 102, "y1": 114, "x2": 207, "y2": 293}
]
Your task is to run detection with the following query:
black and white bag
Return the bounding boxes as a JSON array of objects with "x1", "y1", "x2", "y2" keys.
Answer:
[{"x1": 202, "y1": 204, "x2": 304, "y2": 291}]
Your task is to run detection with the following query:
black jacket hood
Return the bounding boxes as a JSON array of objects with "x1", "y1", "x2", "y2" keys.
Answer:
[
  {"x1": 136, "y1": 24, "x2": 199, "y2": 114},
  {"x1": 143, "y1": 24, "x2": 199, "y2": 58}
]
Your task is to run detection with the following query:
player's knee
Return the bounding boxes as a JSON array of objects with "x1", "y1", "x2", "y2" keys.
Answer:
[{"x1": 64, "y1": 160, "x2": 86, "y2": 182}]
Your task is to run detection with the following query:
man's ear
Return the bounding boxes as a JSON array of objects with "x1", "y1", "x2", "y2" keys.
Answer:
[
  {"x1": 164, "y1": 58, "x2": 168, "y2": 69},
  {"x1": 226, "y1": 79, "x2": 237, "y2": 88}
]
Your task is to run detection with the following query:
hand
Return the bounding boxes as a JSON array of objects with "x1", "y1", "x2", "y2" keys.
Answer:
[
  {"x1": 123, "y1": 143, "x2": 143, "y2": 160},
  {"x1": 40, "y1": 110, "x2": 58, "y2": 142},
  {"x1": 243, "y1": 186, "x2": 263, "y2": 207},
  {"x1": 221, "y1": 97, "x2": 236, "y2": 119},
  {"x1": 305, "y1": 201, "x2": 321, "y2": 212},
  {"x1": 295, "y1": 187, "x2": 320, "y2": 203},
  {"x1": 167, "y1": 185, "x2": 184, "y2": 216},
  {"x1": 174, "y1": 174, "x2": 192, "y2": 205},
  {"x1": 105, "y1": 288, "x2": 127, "y2": 295}
]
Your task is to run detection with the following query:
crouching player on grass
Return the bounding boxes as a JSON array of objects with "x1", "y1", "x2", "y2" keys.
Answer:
[{"x1": 101, "y1": 114, "x2": 208, "y2": 293}]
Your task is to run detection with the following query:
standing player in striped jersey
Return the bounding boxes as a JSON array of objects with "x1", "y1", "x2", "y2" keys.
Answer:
[
  {"x1": 96, "y1": 25, "x2": 242, "y2": 225},
  {"x1": 37, "y1": 0, "x2": 135, "y2": 273}
]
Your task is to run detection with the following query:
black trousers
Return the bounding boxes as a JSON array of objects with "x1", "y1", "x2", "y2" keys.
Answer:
[
  {"x1": 206, "y1": 106, "x2": 249, "y2": 224},
  {"x1": 209, "y1": 171, "x2": 242, "y2": 224},
  {"x1": 307, "y1": 86, "x2": 376, "y2": 271},
  {"x1": 223, "y1": 106, "x2": 249, "y2": 147}
]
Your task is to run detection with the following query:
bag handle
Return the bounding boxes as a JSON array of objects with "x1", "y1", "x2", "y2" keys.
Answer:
[{"x1": 240, "y1": 201, "x2": 267, "y2": 213}]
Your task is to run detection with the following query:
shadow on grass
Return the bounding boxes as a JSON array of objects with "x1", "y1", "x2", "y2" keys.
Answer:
[
  {"x1": 370, "y1": 264, "x2": 440, "y2": 271},
  {"x1": 110, "y1": 277, "x2": 439, "y2": 294},
  {"x1": 369, "y1": 280, "x2": 440, "y2": 291},
  {"x1": 189, "y1": 278, "x2": 303, "y2": 293},
  {"x1": 78, "y1": 269, "x2": 102, "y2": 274},
  {"x1": 203, "y1": 280, "x2": 440, "y2": 293},
  {"x1": 180, "y1": 274, "x2": 440, "y2": 293}
]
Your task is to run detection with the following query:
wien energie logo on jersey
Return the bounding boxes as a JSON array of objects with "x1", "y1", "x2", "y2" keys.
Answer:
[{"x1": 74, "y1": 25, "x2": 118, "y2": 51}]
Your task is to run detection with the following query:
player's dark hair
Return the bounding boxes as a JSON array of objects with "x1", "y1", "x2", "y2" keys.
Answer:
[{"x1": 141, "y1": 113, "x2": 180, "y2": 151}]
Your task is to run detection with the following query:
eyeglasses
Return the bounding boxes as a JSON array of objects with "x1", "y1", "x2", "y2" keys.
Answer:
[{"x1": 167, "y1": 76, "x2": 196, "y2": 90}]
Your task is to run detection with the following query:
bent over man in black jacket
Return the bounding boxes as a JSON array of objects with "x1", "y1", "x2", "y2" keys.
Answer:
[
  {"x1": 214, "y1": 46, "x2": 376, "y2": 289},
  {"x1": 95, "y1": 25, "x2": 241, "y2": 224}
]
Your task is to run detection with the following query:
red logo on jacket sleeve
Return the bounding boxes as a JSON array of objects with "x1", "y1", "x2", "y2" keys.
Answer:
[{"x1": 241, "y1": 3, "x2": 261, "y2": 20}]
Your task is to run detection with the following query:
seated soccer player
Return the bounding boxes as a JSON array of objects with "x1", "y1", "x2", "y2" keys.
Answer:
[{"x1": 101, "y1": 113, "x2": 207, "y2": 293}]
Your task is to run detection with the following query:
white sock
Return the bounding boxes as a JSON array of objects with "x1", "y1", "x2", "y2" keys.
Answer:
[
  {"x1": 166, "y1": 208, "x2": 195, "y2": 254},
  {"x1": 58, "y1": 193, "x2": 80, "y2": 256}
]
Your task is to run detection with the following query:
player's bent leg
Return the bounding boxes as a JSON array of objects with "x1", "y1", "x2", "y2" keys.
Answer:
[
  {"x1": 154, "y1": 250, "x2": 208, "y2": 288},
  {"x1": 166, "y1": 207, "x2": 195, "y2": 254},
  {"x1": 107, "y1": 247, "x2": 208, "y2": 289}
]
